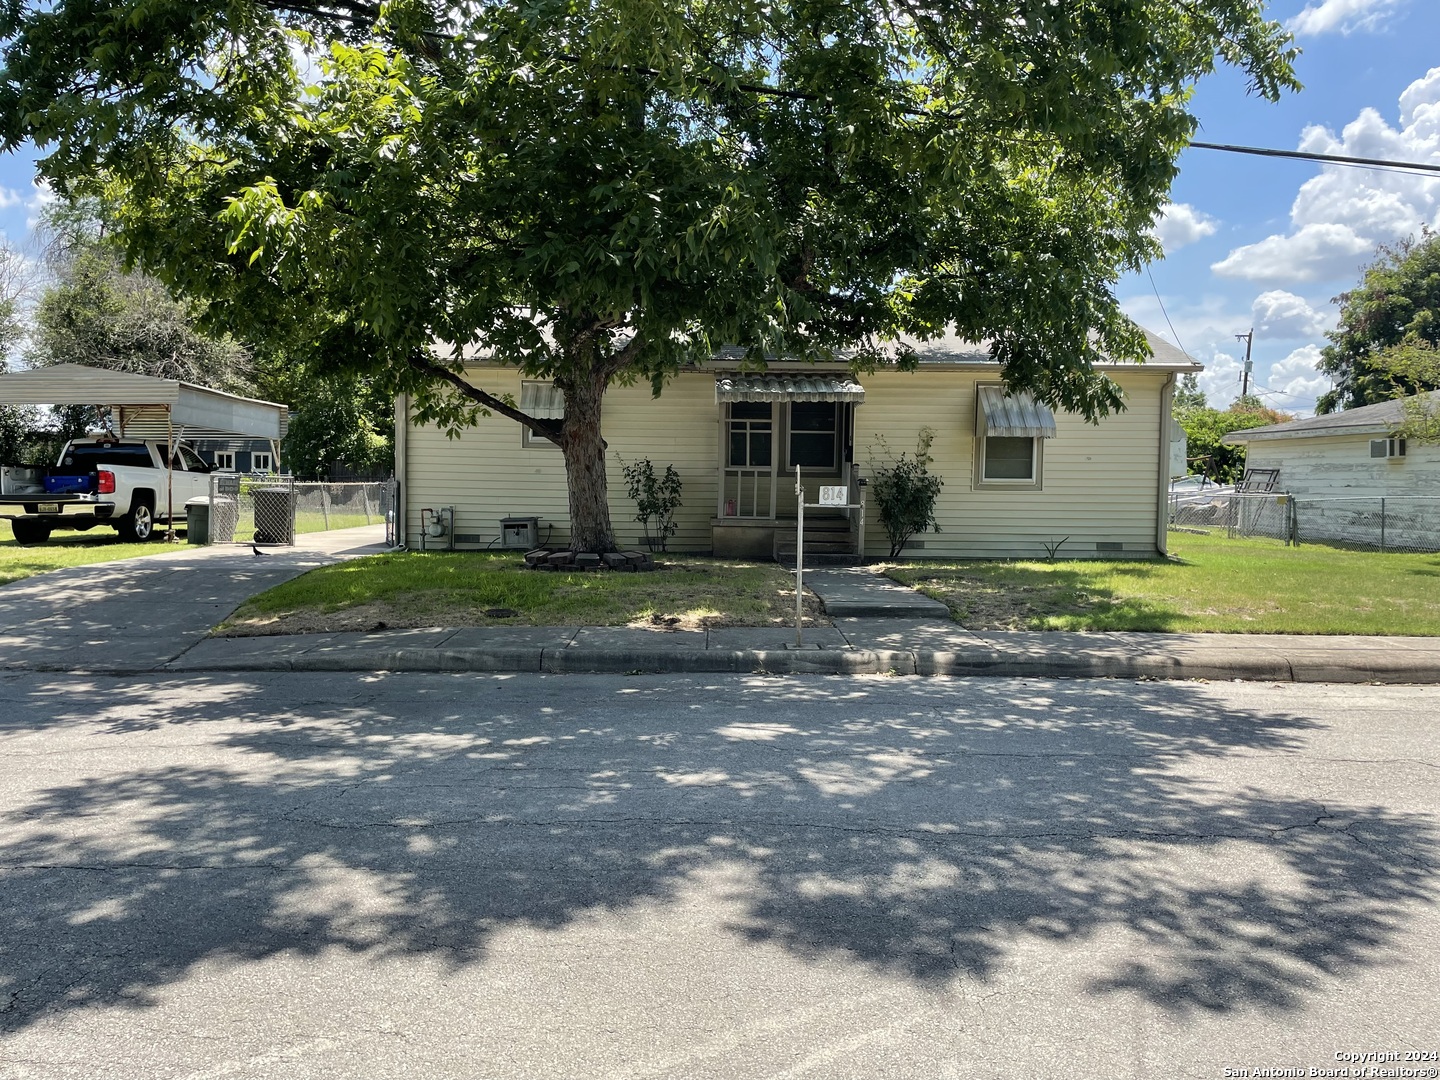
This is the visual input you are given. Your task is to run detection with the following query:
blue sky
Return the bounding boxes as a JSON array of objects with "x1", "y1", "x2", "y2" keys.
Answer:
[
  {"x1": 1122, "y1": 0, "x2": 1440, "y2": 415},
  {"x1": 4, "y1": 0, "x2": 1438, "y2": 415}
]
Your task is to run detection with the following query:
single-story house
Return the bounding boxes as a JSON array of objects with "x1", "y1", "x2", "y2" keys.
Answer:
[
  {"x1": 1221, "y1": 391, "x2": 1440, "y2": 500},
  {"x1": 393, "y1": 330, "x2": 1200, "y2": 560},
  {"x1": 188, "y1": 437, "x2": 281, "y2": 474}
]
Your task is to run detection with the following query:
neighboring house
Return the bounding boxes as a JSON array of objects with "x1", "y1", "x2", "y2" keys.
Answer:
[
  {"x1": 393, "y1": 330, "x2": 1200, "y2": 560},
  {"x1": 1221, "y1": 392, "x2": 1440, "y2": 500},
  {"x1": 188, "y1": 437, "x2": 279, "y2": 474}
]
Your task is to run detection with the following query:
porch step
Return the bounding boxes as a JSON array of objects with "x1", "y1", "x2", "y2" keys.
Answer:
[
  {"x1": 773, "y1": 525, "x2": 851, "y2": 540},
  {"x1": 775, "y1": 540, "x2": 857, "y2": 556},
  {"x1": 777, "y1": 553, "x2": 866, "y2": 568}
]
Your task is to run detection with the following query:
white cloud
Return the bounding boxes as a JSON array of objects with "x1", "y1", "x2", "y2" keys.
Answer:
[
  {"x1": 1213, "y1": 223, "x2": 1374, "y2": 283},
  {"x1": 1261, "y1": 345, "x2": 1332, "y2": 415},
  {"x1": 1211, "y1": 67, "x2": 1440, "y2": 285},
  {"x1": 0, "y1": 188, "x2": 23, "y2": 211},
  {"x1": 1250, "y1": 290, "x2": 1332, "y2": 338},
  {"x1": 1288, "y1": 0, "x2": 1405, "y2": 36},
  {"x1": 1150, "y1": 202, "x2": 1218, "y2": 253},
  {"x1": 1197, "y1": 350, "x2": 1245, "y2": 407},
  {"x1": 1121, "y1": 291, "x2": 1332, "y2": 412},
  {"x1": 24, "y1": 182, "x2": 55, "y2": 231}
]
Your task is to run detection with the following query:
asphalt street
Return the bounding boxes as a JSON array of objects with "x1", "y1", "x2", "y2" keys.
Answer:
[{"x1": 0, "y1": 672, "x2": 1436, "y2": 1079}]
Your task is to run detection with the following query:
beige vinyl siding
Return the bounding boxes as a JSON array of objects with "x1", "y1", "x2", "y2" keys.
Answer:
[
  {"x1": 404, "y1": 368, "x2": 718, "y2": 551},
  {"x1": 1242, "y1": 435, "x2": 1440, "y2": 500},
  {"x1": 853, "y1": 370, "x2": 1164, "y2": 559},
  {"x1": 404, "y1": 366, "x2": 1170, "y2": 558}
]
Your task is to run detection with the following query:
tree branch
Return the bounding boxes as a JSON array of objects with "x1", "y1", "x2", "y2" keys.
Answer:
[{"x1": 407, "y1": 350, "x2": 562, "y2": 446}]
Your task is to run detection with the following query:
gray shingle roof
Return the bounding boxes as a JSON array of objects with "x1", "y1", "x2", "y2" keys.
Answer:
[{"x1": 1223, "y1": 390, "x2": 1440, "y2": 443}]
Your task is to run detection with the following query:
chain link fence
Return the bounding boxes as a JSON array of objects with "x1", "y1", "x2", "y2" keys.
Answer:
[
  {"x1": 1170, "y1": 492, "x2": 1440, "y2": 553},
  {"x1": 205, "y1": 475, "x2": 389, "y2": 544},
  {"x1": 1293, "y1": 496, "x2": 1440, "y2": 553}
]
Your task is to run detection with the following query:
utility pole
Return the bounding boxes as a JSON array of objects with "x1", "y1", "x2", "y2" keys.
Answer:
[{"x1": 1235, "y1": 329, "x2": 1254, "y2": 400}]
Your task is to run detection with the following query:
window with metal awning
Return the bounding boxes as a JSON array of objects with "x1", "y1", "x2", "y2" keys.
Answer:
[
  {"x1": 975, "y1": 385, "x2": 1057, "y2": 439},
  {"x1": 519, "y1": 381, "x2": 566, "y2": 418},
  {"x1": 518, "y1": 381, "x2": 565, "y2": 448},
  {"x1": 975, "y1": 386, "x2": 1056, "y2": 486}
]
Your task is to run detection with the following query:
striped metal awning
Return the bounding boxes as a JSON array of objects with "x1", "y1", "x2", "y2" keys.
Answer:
[
  {"x1": 519, "y1": 381, "x2": 566, "y2": 419},
  {"x1": 977, "y1": 386, "x2": 1057, "y2": 438},
  {"x1": 715, "y1": 375, "x2": 865, "y2": 404}
]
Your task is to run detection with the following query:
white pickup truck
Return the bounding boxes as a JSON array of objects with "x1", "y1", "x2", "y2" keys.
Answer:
[{"x1": 0, "y1": 438, "x2": 215, "y2": 545}]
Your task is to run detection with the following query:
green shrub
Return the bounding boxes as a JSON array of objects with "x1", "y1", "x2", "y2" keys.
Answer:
[
  {"x1": 620, "y1": 457, "x2": 683, "y2": 552},
  {"x1": 869, "y1": 428, "x2": 943, "y2": 558}
]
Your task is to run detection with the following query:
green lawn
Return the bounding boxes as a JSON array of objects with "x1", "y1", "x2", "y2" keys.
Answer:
[
  {"x1": 882, "y1": 531, "x2": 1440, "y2": 635},
  {"x1": 220, "y1": 551, "x2": 826, "y2": 635},
  {"x1": 0, "y1": 519, "x2": 182, "y2": 587}
]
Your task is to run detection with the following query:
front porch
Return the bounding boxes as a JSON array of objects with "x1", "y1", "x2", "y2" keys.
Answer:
[{"x1": 709, "y1": 373, "x2": 868, "y2": 562}]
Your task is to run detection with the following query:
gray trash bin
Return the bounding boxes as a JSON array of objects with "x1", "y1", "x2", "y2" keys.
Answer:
[
  {"x1": 185, "y1": 497, "x2": 210, "y2": 545},
  {"x1": 253, "y1": 486, "x2": 296, "y2": 545}
]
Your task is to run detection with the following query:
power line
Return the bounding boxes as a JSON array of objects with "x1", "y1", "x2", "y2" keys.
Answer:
[
  {"x1": 1146, "y1": 265, "x2": 1189, "y2": 360},
  {"x1": 1189, "y1": 140, "x2": 1440, "y2": 176}
]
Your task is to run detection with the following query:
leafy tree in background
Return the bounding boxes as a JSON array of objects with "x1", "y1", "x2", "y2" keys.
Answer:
[
  {"x1": 1173, "y1": 398, "x2": 1293, "y2": 483},
  {"x1": 1173, "y1": 373, "x2": 1208, "y2": 410},
  {"x1": 0, "y1": 0, "x2": 1299, "y2": 551},
  {"x1": 1365, "y1": 339, "x2": 1440, "y2": 444},
  {"x1": 254, "y1": 349, "x2": 395, "y2": 478},
  {"x1": 27, "y1": 244, "x2": 252, "y2": 393},
  {"x1": 1317, "y1": 230, "x2": 1440, "y2": 414},
  {"x1": 0, "y1": 242, "x2": 44, "y2": 463}
]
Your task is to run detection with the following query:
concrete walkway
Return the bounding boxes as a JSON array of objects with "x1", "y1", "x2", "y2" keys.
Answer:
[
  {"x1": 800, "y1": 565, "x2": 951, "y2": 617},
  {"x1": 4, "y1": 532, "x2": 1440, "y2": 682},
  {"x1": 0, "y1": 525, "x2": 388, "y2": 673}
]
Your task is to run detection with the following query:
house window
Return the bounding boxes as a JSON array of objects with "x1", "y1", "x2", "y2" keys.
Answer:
[
  {"x1": 252, "y1": 452, "x2": 273, "y2": 473},
  {"x1": 520, "y1": 381, "x2": 564, "y2": 448},
  {"x1": 787, "y1": 402, "x2": 838, "y2": 470},
  {"x1": 980, "y1": 436, "x2": 1039, "y2": 483},
  {"x1": 1370, "y1": 437, "x2": 1406, "y2": 459},
  {"x1": 523, "y1": 420, "x2": 563, "y2": 449},
  {"x1": 727, "y1": 402, "x2": 773, "y2": 467},
  {"x1": 213, "y1": 452, "x2": 236, "y2": 471}
]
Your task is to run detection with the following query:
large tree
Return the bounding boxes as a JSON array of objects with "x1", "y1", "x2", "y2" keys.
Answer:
[
  {"x1": 0, "y1": 0, "x2": 1298, "y2": 551},
  {"x1": 27, "y1": 244, "x2": 253, "y2": 392},
  {"x1": 1317, "y1": 230, "x2": 1440, "y2": 414}
]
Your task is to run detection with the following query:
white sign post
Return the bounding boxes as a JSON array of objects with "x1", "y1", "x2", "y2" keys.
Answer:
[{"x1": 793, "y1": 467, "x2": 865, "y2": 647}]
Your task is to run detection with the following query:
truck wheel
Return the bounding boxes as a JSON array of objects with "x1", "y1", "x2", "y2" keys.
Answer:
[
  {"x1": 117, "y1": 499, "x2": 155, "y2": 542},
  {"x1": 9, "y1": 519, "x2": 51, "y2": 546}
]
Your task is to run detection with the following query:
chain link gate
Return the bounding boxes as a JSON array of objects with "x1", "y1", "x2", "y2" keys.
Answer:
[{"x1": 206, "y1": 474, "x2": 297, "y2": 545}]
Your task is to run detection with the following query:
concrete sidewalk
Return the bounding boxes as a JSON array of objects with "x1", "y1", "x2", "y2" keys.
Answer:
[
  {"x1": 5, "y1": 532, "x2": 1439, "y2": 682},
  {"x1": 165, "y1": 622, "x2": 1440, "y2": 682}
]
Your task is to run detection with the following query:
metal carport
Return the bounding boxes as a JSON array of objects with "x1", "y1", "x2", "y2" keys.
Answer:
[{"x1": 0, "y1": 364, "x2": 289, "y2": 537}]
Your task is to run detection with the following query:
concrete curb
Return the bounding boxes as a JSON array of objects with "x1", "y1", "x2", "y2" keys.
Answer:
[{"x1": 148, "y1": 645, "x2": 1440, "y2": 682}]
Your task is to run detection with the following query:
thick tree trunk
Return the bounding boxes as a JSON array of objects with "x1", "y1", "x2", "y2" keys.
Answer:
[{"x1": 560, "y1": 368, "x2": 617, "y2": 553}]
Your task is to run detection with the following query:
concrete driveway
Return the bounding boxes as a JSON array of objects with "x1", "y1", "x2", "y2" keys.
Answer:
[
  {"x1": 0, "y1": 672, "x2": 1435, "y2": 1078},
  {"x1": 0, "y1": 526, "x2": 386, "y2": 672}
]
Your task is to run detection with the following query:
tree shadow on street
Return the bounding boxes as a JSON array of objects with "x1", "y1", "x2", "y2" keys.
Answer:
[{"x1": 0, "y1": 673, "x2": 1435, "y2": 1029}]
